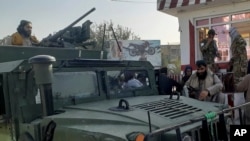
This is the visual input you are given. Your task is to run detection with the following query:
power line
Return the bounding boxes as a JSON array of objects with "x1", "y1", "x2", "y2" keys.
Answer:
[{"x1": 111, "y1": 0, "x2": 155, "y2": 4}]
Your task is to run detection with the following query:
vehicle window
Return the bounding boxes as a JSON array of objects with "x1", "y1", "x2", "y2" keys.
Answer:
[
  {"x1": 52, "y1": 71, "x2": 99, "y2": 99},
  {"x1": 107, "y1": 70, "x2": 123, "y2": 95},
  {"x1": 107, "y1": 70, "x2": 149, "y2": 95}
]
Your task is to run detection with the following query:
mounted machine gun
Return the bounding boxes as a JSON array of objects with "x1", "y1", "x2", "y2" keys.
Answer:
[{"x1": 40, "y1": 8, "x2": 96, "y2": 48}]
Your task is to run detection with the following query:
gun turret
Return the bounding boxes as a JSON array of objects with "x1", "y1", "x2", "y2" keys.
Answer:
[{"x1": 41, "y1": 7, "x2": 96, "y2": 48}]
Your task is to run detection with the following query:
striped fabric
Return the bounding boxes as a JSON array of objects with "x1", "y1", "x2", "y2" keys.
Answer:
[{"x1": 158, "y1": 0, "x2": 214, "y2": 10}]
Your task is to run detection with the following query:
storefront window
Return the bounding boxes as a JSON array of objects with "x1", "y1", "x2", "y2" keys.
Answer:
[
  {"x1": 196, "y1": 19, "x2": 209, "y2": 26},
  {"x1": 211, "y1": 16, "x2": 229, "y2": 24},
  {"x1": 197, "y1": 27, "x2": 209, "y2": 60},
  {"x1": 232, "y1": 12, "x2": 250, "y2": 21},
  {"x1": 198, "y1": 27, "x2": 209, "y2": 43}
]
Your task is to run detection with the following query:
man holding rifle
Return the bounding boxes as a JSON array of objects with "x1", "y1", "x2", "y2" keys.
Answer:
[{"x1": 184, "y1": 60, "x2": 223, "y2": 102}]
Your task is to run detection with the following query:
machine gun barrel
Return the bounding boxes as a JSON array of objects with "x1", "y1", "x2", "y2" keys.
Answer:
[{"x1": 49, "y1": 7, "x2": 96, "y2": 41}]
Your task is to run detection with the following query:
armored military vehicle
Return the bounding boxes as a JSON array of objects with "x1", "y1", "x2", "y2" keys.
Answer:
[
  {"x1": 0, "y1": 7, "x2": 249, "y2": 141},
  {"x1": 1, "y1": 43, "x2": 249, "y2": 141}
]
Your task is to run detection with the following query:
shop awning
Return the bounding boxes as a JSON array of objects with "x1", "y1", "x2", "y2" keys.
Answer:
[
  {"x1": 158, "y1": 0, "x2": 214, "y2": 10},
  {"x1": 157, "y1": 0, "x2": 250, "y2": 16}
]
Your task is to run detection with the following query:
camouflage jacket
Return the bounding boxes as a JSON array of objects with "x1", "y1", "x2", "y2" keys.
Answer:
[
  {"x1": 230, "y1": 35, "x2": 248, "y2": 83},
  {"x1": 200, "y1": 38, "x2": 218, "y2": 64}
]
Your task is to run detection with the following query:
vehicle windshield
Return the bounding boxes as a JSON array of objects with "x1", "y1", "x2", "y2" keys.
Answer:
[
  {"x1": 51, "y1": 68, "x2": 151, "y2": 107},
  {"x1": 51, "y1": 71, "x2": 99, "y2": 108},
  {"x1": 52, "y1": 71, "x2": 99, "y2": 98},
  {"x1": 107, "y1": 69, "x2": 150, "y2": 96}
]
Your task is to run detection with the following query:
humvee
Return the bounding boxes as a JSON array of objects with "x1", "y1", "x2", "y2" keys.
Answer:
[
  {"x1": 1, "y1": 44, "x2": 249, "y2": 141},
  {"x1": 1, "y1": 7, "x2": 249, "y2": 141}
]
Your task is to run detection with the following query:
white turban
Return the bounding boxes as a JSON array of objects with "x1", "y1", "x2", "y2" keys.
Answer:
[{"x1": 229, "y1": 27, "x2": 240, "y2": 42}]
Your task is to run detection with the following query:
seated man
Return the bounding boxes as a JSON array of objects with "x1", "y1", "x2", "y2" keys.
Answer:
[
  {"x1": 158, "y1": 67, "x2": 182, "y2": 95},
  {"x1": 181, "y1": 65, "x2": 193, "y2": 87},
  {"x1": 184, "y1": 60, "x2": 223, "y2": 102},
  {"x1": 11, "y1": 20, "x2": 39, "y2": 46},
  {"x1": 137, "y1": 73, "x2": 148, "y2": 86},
  {"x1": 123, "y1": 72, "x2": 143, "y2": 89}
]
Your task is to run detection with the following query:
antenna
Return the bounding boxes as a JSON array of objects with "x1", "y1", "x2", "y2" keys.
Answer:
[
  {"x1": 110, "y1": 26, "x2": 123, "y2": 60},
  {"x1": 100, "y1": 24, "x2": 106, "y2": 59},
  {"x1": 147, "y1": 111, "x2": 152, "y2": 132}
]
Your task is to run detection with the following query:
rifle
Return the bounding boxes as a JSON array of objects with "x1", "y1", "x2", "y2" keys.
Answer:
[
  {"x1": 187, "y1": 86, "x2": 200, "y2": 99},
  {"x1": 222, "y1": 72, "x2": 235, "y2": 93}
]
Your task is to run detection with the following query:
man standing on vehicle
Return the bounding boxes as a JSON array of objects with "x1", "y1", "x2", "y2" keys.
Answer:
[
  {"x1": 229, "y1": 27, "x2": 248, "y2": 125},
  {"x1": 11, "y1": 20, "x2": 39, "y2": 46},
  {"x1": 229, "y1": 27, "x2": 248, "y2": 85},
  {"x1": 184, "y1": 60, "x2": 223, "y2": 102},
  {"x1": 200, "y1": 29, "x2": 221, "y2": 69}
]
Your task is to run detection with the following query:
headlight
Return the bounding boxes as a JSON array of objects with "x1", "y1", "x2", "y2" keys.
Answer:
[
  {"x1": 135, "y1": 133, "x2": 145, "y2": 141},
  {"x1": 126, "y1": 132, "x2": 145, "y2": 141}
]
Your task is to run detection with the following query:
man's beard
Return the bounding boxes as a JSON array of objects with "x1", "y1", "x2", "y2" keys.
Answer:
[
  {"x1": 196, "y1": 71, "x2": 207, "y2": 80},
  {"x1": 20, "y1": 29, "x2": 31, "y2": 38}
]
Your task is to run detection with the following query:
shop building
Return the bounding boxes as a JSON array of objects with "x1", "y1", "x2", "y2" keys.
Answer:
[{"x1": 158, "y1": 0, "x2": 250, "y2": 70}]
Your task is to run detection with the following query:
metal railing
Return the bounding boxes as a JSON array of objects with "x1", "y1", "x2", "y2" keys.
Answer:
[{"x1": 144, "y1": 101, "x2": 250, "y2": 141}]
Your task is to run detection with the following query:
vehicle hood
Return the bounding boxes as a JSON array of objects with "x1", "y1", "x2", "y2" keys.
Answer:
[{"x1": 44, "y1": 96, "x2": 224, "y2": 140}]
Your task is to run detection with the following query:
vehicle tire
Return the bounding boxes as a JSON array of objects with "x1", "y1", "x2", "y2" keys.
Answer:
[{"x1": 129, "y1": 49, "x2": 137, "y2": 56}]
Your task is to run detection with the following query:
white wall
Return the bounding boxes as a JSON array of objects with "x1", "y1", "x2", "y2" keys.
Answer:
[{"x1": 178, "y1": 15, "x2": 191, "y2": 65}]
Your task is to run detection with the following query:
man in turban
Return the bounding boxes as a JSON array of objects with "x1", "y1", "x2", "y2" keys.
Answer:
[
  {"x1": 229, "y1": 27, "x2": 248, "y2": 84},
  {"x1": 11, "y1": 20, "x2": 39, "y2": 46}
]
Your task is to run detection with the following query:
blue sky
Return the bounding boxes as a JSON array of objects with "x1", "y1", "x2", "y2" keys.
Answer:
[{"x1": 0, "y1": 0, "x2": 179, "y2": 45}]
